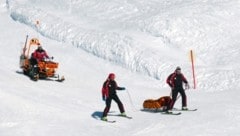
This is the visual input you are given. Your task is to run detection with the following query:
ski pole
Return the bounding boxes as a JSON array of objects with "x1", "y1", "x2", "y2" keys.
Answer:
[
  {"x1": 126, "y1": 89, "x2": 138, "y2": 111},
  {"x1": 175, "y1": 87, "x2": 189, "y2": 105},
  {"x1": 170, "y1": 85, "x2": 189, "y2": 100},
  {"x1": 169, "y1": 89, "x2": 180, "y2": 100},
  {"x1": 169, "y1": 89, "x2": 180, "y2": 102}
]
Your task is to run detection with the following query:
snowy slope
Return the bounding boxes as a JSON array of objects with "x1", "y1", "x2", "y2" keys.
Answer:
[
  {"x1": 7, "y1": 0, "x2": 240, "y2": 91},
  {"x1": 1, "y1": 0, "x2": 240, "y2": 136}
]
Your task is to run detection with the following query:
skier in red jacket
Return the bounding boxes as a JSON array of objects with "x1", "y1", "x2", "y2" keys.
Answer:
[
  {"x1": 166, "y1": 66, "x2": 190, "y2": 112},
  {"x1": 28, "y1": 45, "x2": 49, "y2": 80},
  {"x1": 101, "y1": 73, "x2": 126, "y2": 121},
  {"x1": 32, "y1": 45, "x2": 49, "y2": 61}
]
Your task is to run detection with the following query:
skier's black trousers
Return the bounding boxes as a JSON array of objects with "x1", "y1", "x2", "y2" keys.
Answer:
[{"x1": 102, "y1": 94, "x2": 125, "y2": 117}]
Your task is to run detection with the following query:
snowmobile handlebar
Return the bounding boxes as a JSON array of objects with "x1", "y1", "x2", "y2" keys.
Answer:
[{"x1": 44, "y1": 56, "x2": 54, "y2": 61}]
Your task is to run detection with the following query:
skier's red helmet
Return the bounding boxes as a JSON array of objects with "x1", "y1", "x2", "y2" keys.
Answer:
[{"x1": 108, "y1": 73, "x2": 115, "y2": 80}]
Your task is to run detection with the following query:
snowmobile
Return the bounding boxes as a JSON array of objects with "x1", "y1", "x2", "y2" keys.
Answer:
[{"x1": 19, "y1": 35, "x2": 65, "y2": 82}]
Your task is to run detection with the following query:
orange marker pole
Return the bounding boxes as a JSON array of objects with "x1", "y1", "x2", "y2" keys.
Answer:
[{"x1": 190, "y1": 50, "x2": 196, "y2": 89}]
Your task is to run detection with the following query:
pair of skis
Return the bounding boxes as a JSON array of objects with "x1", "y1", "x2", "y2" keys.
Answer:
[
  {"x1": 162, "y1": 108, "x2": 197, "y2": 115},
  {"x1": 101, "y1": 108, "x2": 197, "y2": 123},
  {"x1": 141, "y1": 108, "x2": 197, "y2": 115},
  {"x1": 101, "y1": 114, "x2": 132, "y2": 123}
]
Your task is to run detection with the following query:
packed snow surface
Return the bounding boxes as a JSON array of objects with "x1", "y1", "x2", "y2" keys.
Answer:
[{"x1": 1, "y1": 0, "x2": 240, "y2": 136}]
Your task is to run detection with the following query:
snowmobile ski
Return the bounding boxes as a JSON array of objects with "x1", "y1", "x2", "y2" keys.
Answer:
[{"x1": 55, "y1": 76, "x2": 65, "y2": 82}]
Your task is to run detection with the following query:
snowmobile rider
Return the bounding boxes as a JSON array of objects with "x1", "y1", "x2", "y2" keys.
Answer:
[
  {"x1": 32, "y1": 45, "x2": 49, "y2": 62},
  {"x1": 166, "y1": 66, "x2": 190, "y2": 112},
  {"x1": 101, "y1": 73, "x2": 126, "y2": 121}
]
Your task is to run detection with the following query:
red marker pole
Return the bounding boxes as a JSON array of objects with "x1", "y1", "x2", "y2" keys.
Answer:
[{"x1": 190, "y1": 50, "x2": 196, "y2": 89}]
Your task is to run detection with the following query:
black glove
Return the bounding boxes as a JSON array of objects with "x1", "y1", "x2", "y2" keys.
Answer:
[
  {"x1": 102, "y1": 96, "x2": 106, "y2": 101},
  {"x1": 185, "y1": 83, "x2": 190, "y2": 90},
  {"x1": 120, "y1": 87, "x2": 126, "y2": 90}
]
